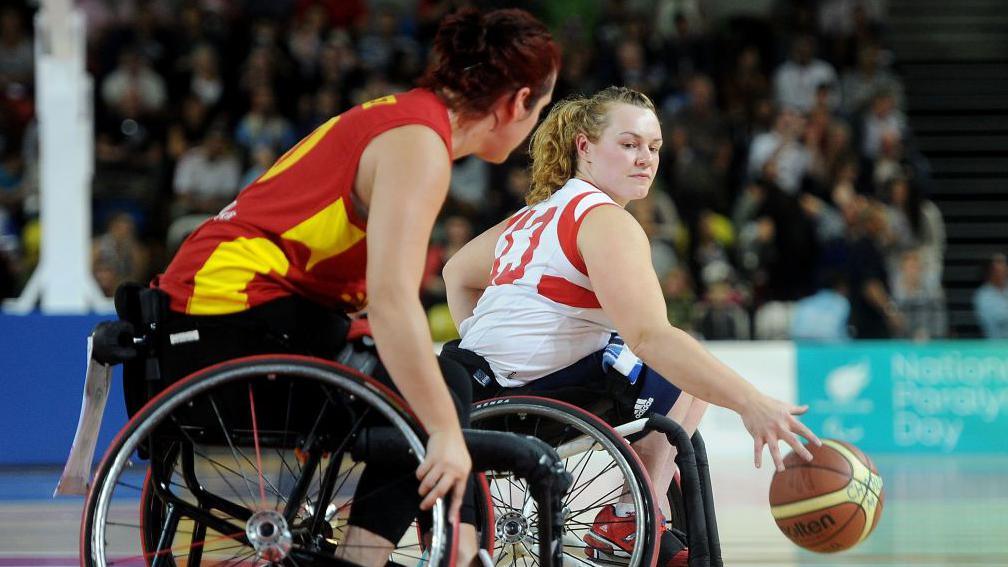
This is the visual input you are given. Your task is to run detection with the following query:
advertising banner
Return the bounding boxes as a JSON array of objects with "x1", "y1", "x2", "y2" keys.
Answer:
[{"x1": 797, "y1": 341, "x2": 1008, "y2": 454}]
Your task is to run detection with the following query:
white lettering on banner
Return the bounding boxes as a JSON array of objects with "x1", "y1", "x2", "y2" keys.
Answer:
[
  {"x1": 893, "y1": 382, "x2": 1008, "y2": 422},
  {"x1": 890, "y1": 351, "x2": 1008, "y2": 452},
  {"x1": 892, "y1": 353, "x2": 1008, "y2": 385},
  {"x1": 893, "y1": 412, "x2": 963, "y2": 451}
]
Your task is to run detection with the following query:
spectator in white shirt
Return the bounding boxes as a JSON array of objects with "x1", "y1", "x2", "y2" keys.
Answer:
[
  {"x1": 748, "y1": 106, "x2": 811, "y2": 194},
  {"x1": 773, "y1": 35, "x2": 839, "y2": 114},
  {"x1": 172, "y1": 128, "x2": 241, "y2": 217}
]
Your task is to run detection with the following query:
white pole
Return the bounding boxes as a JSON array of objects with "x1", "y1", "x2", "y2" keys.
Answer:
[{"x1": 4, "y1": 0, "x2": 111, "y2": 314}]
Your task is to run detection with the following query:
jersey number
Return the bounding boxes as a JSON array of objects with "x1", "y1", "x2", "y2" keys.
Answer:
[{"x1": 489, "y1": 207, "x2": 557, "y2": 286}]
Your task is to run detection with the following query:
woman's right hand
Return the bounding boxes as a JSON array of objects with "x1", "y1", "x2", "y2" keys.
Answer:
[
  {"x1": 739, "y1": 393, "x2": 821, "y2": 472},
  {"x1": 416, "y1": 427, "x2": 472, "y2": 523}
]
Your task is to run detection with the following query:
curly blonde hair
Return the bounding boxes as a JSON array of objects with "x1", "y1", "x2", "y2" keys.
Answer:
[{"x1": 526, "y1": 86, "x2": 656, "y2": 205}]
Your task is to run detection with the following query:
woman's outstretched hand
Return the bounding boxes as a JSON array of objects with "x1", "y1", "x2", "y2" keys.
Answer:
[{"x1": 740, "y1": 394, "x2": 822, "y2": 472}]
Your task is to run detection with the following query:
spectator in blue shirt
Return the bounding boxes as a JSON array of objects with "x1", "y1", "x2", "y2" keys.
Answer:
[
  {"x1": 974, "y1": 253, "x2": 1008, "y2": 338},
  {"x1": 791, "y1": 272, "x2": 851, "y2": 341}
]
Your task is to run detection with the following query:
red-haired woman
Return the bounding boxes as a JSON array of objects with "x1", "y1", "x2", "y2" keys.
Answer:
[{"x1": 152, "y1": 9, "x2": 558, "y2": 565}]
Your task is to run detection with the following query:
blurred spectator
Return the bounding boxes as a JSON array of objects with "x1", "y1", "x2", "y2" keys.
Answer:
[
  {"x1": 847, "y1": 201, "x2": 902, "y2": 338},
  {"x1": 722, "y1": 46, "x2": 771, "y2": 128},
  {"x1": 754, "y1": 301, "x2": 795, "y2": 339},
  {"x1": 652, "y1": 1, "x2": 705, "y2": 42},
  {"x1": 241, "y1": 144, "x2": 278, "y2": 188},
  {"x1": 861, "y1": 87, "x2": 905, "y2": 161},
  {"x1": 628, "y1": 190, "x2": 681, "y2": 278},
  {"x1": 95, "y1": 87, "x2": 165, "y2": 201},
  {"x1": 425, "y1": 212, "x2": 471, "y2": 343},
  {"x1": 840, "y1": 43, "x2": 904, "y2": 117},
  {"x1": 422, "y1": 214, "x2": 473, "y2": 309},
  {"x1": 356, "y1": 6, "x2": 420, "y2": 76},
  {"x1": 658, "y1": 10, "x2": 711, "y2": 86},
  {"x1": 662, "y1": 266, "x2": 697, "y2": 333},
  {"x1": 881, "y1": 176, "x2": 945, "y2": 279},
  {"x1": 667, "y1": 75, "x2": 732, "y2": 211},
  {"x1": 235, "y1": 85, "x2": 297, "y2": 156},
  {"x1": 166, "y1": 95, "x2": 212, "y2": 161},
  {"x1": 172, "y1": 128, "x2": 242, "y2": 217},
  {"x1": 611, "y1": 38, "x2": 664, "y2": 99},
  {"x1": 317, "y1": 31, "x2": 365, "y2": 93},
  {"x1": 92, "y1": 212, "x2": 149, "y2": 297},
  {"x1": 448, "y1": 155, "x2": 491, "y2": 218},
  {"x1": 891, "y1": 247, "x2": 947, "y2": 340},
  {"x1": 100, "y1": 48, "x2": 167, "y2": 114},
  {"x1": 296, "y1": 87, "x2": 345, "y2": 137},
  {"x1": 180, "y1": 43, "x2": 227, "y2": 111},
  {"x1": 817, "y1": 1, "x2": 884, "y2": 68},
  {"x1": 287, "y1": 2, "x2": 330, "y2": 80},
  {"x1": 773, "y1": 35, "x2": 838, "y2": 114},
  {"x1": 695, "y1": 279, "x2": 750, "y2": 340},
  {"x1": 0, "y1": 7, "x2": 32, "y2": 91},
  {"x1": 974, "y1": 253, "x2": 1008, "y2": 338},
  {"x1": 790, "y1": 272, "x2": 851, "y2": 341},
  {"x1": 736, "y1": 182, "x2": 817, "y2": 302},
  {"x1": 299, "y1": 0, "x2": 368, "y2": 30},
  {"x1": 693, "y1": 210, "x2": 736, "y2": 289},
  {"x1": 747, "y1": 106, "x2": 811, "y2": 194}
]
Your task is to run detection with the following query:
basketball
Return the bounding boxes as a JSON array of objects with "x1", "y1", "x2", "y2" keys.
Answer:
[{"x1": 769, "y1": 439, "x2": 884, "y2": 553}]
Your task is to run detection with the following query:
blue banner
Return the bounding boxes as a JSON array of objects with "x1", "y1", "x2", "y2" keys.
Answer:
[
  {"x1": 0, "y1": 314, "x2": 128, "y2": 466},
  {"x1": 797, "y1": 341, "x2": 1008, "y2": 454}
]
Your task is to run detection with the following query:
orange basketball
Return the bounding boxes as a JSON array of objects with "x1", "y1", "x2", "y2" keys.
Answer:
[{"x1": 768, "y1": 439, "x2": 884, "y2": 553}]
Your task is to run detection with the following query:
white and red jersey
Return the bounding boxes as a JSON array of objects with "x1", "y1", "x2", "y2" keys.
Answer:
[{"x1": 458, "y1": 178, "x2": 620, "y2": 386}]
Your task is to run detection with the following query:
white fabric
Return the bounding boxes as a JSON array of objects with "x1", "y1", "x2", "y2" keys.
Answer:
[{"x1": 459, "y1": 178, "x2": 618, "y2": 386}]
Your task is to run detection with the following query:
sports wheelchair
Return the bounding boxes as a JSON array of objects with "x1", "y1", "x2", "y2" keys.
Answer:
[
  {"x1": 444, "y1": 349, "x2": 725, "y2": 567},
  {"x1": 69, "y1": 287, "x2": 572, "y2": 567}
]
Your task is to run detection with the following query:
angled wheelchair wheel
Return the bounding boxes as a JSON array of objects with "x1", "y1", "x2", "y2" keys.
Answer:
[
  {"x1": 470, "y1": 396, "x2": 659, "y2": 567},
  {"x1": 81, "y1": 355, "x2": 448, "y2": 567}
]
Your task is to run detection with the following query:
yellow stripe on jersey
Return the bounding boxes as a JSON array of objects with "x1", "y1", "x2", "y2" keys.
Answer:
[
  {"x1": 187, "y1": 237, "x2": 291, "y2": 315},
  {"x1": 257, "y1": 116, "x2": 340, "y2": 184},
  {"x1": 281, "y1": 197, "x2": 366, "y2": 271},
  {"x1": 362, "y1": 95, "x2": 397, "y2": 109}
]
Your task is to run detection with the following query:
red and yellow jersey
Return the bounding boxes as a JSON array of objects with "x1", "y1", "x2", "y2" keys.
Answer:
[{"x1": 156, "y1": 89, "x2": 452, "y2": 315}]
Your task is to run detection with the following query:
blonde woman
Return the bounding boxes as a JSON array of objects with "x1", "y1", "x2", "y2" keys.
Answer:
[{"x1": 443, "y1": 87, "x2": 820, "y2": 564}]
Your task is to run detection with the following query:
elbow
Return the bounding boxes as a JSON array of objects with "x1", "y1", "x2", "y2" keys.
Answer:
[
  {"x1": 441, "y1": 255, "x2": 460, "y2": 288},
  {"x1": 622, "y1": 322, "x2": 677, "y2": 362}
]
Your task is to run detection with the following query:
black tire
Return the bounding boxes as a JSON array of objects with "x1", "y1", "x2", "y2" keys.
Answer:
[
  {"x1": 471, "y1": 395, "x2": 659, "y2": 567},
  {"x1": 81, "y1": 355, "x2": 447, "y2": 567}
]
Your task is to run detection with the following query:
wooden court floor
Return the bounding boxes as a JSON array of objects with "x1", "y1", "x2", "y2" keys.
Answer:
[{"x1": 1, "y1": 455, "x2": 1006, "y2": 566}]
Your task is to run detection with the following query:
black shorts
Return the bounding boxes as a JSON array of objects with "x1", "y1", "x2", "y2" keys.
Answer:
[{"x1": 441, "y1": 340, "x2": 682, "y2": 428}]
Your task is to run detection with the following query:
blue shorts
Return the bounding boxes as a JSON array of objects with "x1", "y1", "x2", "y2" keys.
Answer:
[{"x1": 523, "y1": 346, "x2": 683, "y2": 419}]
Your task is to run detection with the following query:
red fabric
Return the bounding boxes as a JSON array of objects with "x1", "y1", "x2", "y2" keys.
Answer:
[{"x1": 158, "y1": 89, "x2": 452, "y2": 314}]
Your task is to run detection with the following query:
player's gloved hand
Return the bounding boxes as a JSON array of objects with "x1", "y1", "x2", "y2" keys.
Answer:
[
  {"x1": 602, "y1": 341, "x2": 644, "y2": 384},
  {"x1": 739, "y1": 393, "x2": 822, "y2": 472},
  {"x1": 417, "y1": 427, "x2": 472, "y2": 524}
]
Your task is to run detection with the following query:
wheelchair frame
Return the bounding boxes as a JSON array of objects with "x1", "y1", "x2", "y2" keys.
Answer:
[
  {"x1": 470, "y1": 395, "x2": 724, "y2": 567},
  {"x1": 76, "y1": 316, "x2": 572, "y2": 567}
]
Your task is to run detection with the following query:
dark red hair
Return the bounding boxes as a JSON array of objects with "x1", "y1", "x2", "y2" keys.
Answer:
[{"x1": 417, "y1": 8, "x2": 560, "y2": 121}]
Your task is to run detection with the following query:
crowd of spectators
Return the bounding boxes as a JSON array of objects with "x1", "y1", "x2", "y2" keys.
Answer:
[{"x1": 0, "y1": 0, "x2": 1004, "y2": 340}]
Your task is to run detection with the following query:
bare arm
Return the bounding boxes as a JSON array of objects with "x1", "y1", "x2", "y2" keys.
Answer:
[
  {"x1": 362, "y1": 125, "x2": 470, "y2": 514},
  {"x1": 578, "y1": 205, "x2": 819, "y2": 470},
  {"x1": 442, "y1": 219, "x2": 509, "y2": 328}
]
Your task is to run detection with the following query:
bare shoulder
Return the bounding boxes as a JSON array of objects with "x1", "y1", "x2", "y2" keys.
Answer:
[
  {"x1": 578, "y1": 203, "x2": 647, "y2": 247},
  {"x1": 357, "y1": 124, "x2": 451, "y2": 206}
]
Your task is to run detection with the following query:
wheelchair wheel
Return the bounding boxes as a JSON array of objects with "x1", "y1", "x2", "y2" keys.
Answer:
[
  {"x1": 82, "y1": 355, "x2": 448, "y2": 566},
  {"x1": 471, "y1": 396, "x2": 659, "y2": 567}
]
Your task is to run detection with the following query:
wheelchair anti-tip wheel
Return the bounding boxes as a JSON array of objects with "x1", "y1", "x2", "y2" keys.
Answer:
[
  {"x1": 81, "y1": 355, "x2": 448, "y2": 567},
  {"x1": 470, "y1": 396, "x2": 659, "y2": 567}
]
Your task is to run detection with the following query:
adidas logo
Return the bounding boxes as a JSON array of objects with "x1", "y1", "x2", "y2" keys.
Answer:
[{"x1": 634, "y1": 397, "x2": 654, "y2": 418}]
